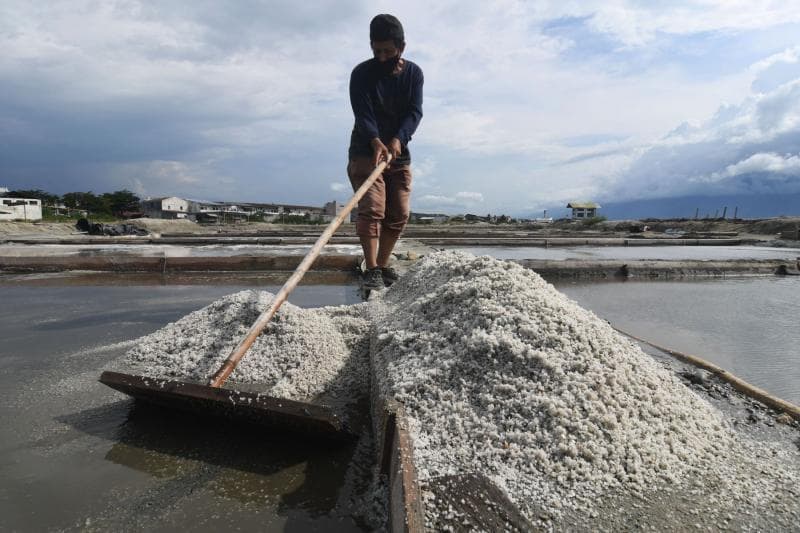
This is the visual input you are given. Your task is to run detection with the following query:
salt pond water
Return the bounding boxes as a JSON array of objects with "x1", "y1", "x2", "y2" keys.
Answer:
[
  {"x1": 555, "y1": 276, "x2": 800, "y2": 405},
  {"x1": 0, "y1": 282, "x2": 368, "y2": 532},
  {"x1": 452, "y1": 244, "x2": 799, "y2": 261},
  {"x1": 2, "y1": 265, "x2": 798, "y2": 530},
  {"x1": 0, "y1": 243, "x2": 362, "y2": 257}
]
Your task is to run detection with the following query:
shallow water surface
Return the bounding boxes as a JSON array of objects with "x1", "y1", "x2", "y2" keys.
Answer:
[
  {"x1": 554, "y1": 276, "x2": 800, "y2": 405},
  {"x1": 0, "y1": 282, "x2": 368, "y2": 531},
  {"x1": 453, "y1": 245, "x2": 799, "y2": 261},
  {"x1": 3, "y1": 272, "x2": 798, "y2": 529},
  {"x1": 0, "y1": 243, "x2": 362, "y2": 257}
]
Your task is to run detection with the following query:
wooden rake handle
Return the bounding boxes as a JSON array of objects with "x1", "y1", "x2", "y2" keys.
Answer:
[{"x1": 208, "y1": 155, "x2": 392, "y2": 387}]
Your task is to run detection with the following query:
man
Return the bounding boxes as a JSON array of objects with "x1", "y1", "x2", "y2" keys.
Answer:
[{"x1": 348, "y1": 14, "x2": 423, "y2": 290}]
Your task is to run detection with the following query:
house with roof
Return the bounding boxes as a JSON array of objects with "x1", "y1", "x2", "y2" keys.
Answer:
[
  {"x1": 141, "y1": 196, "x2": 190, "y2": 218},
  {"x1": 566, "y1": 202, "x2": 601, "y2": 220},
  {"x1": 0, "y1": 197, "x2": 43, "y2": 221}
]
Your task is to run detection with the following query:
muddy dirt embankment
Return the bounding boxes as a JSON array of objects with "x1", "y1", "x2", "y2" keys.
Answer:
[{"x1": 2, "y1": 216, "x2": 799, "y2": 241}]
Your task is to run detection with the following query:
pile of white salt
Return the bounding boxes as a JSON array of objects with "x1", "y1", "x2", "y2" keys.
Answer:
[
  {"x1": 120, "y1": 250, "x2": 799, "y2": 528},
  {"x1": 124, "y1": 291, "x2": 371, "y2": 403},
  {"x1": 371, "y1": 251, "x2": 799, "y2": 528}
]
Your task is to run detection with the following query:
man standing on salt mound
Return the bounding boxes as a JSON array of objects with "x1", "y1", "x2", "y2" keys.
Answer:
[{"x1": 348, "y1": 14, "x2": 424, "y2": 290}]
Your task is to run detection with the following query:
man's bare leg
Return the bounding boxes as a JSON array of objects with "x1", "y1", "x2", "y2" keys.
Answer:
[
  {"x1": 377, "y1": 228, "x2": 401, "y2": 267},
  {"x1": 360, "y1": 235, "x2": 379, "y2": 270}
]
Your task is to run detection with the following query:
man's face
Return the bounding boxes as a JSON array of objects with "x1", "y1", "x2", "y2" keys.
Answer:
[{"x1": 371, "y1": 39, "x2": 404, "y2": 63}]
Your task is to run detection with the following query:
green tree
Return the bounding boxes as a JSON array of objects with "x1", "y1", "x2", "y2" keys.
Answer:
[
  {"x1": 62, "y1": 191, "x2": 108, "y2": 214},
  {"x1": 63, "y1": 192, "x2": 87, "y2": 209},
  {"x1": 102, "y1": 190, "x2": 140, "y2": 215},
  {"x1": 7, "y1": 189, "x2": 60, "y2": 205}
]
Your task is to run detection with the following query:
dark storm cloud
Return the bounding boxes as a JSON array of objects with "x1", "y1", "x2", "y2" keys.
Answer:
[
  {"x1": 0, "y1": 1, "x2": 366, "y2": 198},
  {"x1": 2, "y1": 1, "x2": 800, "y2": 214}
]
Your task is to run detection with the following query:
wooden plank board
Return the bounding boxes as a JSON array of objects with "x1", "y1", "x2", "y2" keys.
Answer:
[
  {"x1": 99, "y1": 371, "x2": 355, "y2": 439},
  {"x1": 383, "y1": 404, "x2": 425, "y2": 533}
]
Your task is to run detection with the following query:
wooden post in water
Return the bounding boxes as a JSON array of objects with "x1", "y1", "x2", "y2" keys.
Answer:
[
  {"x1": 722, "y1": 206, "x2": 727, "y2": 219},
  {"x1": 733, "y1": 206, "x2": 738, "y2": 219}
]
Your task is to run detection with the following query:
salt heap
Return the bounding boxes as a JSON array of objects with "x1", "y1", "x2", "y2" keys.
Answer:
[
  {"x1": 119, "y1": 253, "x2": 797, "y2": 528},
  {"x1": 372, "y1": 251, "x2": 799, "y2": 526},
  {"x1": 125, "y1": 290, "x2": 371, "y2": 403}
]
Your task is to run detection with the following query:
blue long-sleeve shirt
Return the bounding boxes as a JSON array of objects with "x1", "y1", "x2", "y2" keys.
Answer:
[{"x1": 348, "y1": 58, "x2": 423, "y2": 166}]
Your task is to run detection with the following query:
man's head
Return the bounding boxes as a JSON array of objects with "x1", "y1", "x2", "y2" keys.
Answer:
[{"x1": 370, "y1": 14, "x2": 405, "y2": 63}]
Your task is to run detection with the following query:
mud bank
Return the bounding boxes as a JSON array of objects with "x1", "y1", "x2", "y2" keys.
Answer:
[
  {"x1": 516, "y1": 258, "x2": 797, "y2": 279},
  {"x1": 2, "y1": 254, "x2": 797, "y2": 280},
  {"x1": 0, "y1": 254, "x2": 362, "y2": 272}
]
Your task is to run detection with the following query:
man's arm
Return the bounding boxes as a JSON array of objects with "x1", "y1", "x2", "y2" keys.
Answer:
[
  {"x1": 394, "y1": 68, "x2": 424, "y2": 148},
  {"x1": 349, "y1": 68, "x2": 380, "y2": 142},
  {"x1": 351, "y1": 68, "x2": 390, "y2": 165}
]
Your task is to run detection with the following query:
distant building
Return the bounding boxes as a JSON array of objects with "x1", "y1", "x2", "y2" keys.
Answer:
[
  {"x1": 142, "y1": 195, "x2": 342, "y2": 223},
  {"x1": 531, "y1": 209, "x2": 553, "y2": 224},
  {"x1": 324, "y1": 200, "x2": 344, "y2": 214},
  {"x1": 0, "y1": 197, "x2": 43, "y2": 221},
  {"x1": 184, "y1": 199, "x2": 222, "y2": 222},
  {"x1": 187, "y1": 199, "x2": 222, "y2": 214},
  {"x1": 256, "y1": 203, "x2": 284, "y2": 222},
  {"x1": 567, "y1": 202, "x2": 600, "y2": 220},
  {"x1": 50, "y1": 202, "x2": 70, "y2": 216},
  {"x1": 282, "y1": 203, "x2": 324, "y2": 218},
  {"x1": 410, "y1": 212, "x2": 449, "y2": 224},
  {"x1": 419, "y1": 216, "x2": 447, "y2": 224},
  {"x1": 141, "y1": 196, "x2": 189, "y2": 219}
]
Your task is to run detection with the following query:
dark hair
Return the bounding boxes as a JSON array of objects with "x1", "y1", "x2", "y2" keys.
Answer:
[{"x1": 370, "y1": 14, "x2": 404, "y2": 47}]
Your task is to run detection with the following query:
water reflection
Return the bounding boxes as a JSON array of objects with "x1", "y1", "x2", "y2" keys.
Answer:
[
  {"x1": 53, "y1": 400, "x2": 364, "y2": 529},
  {"x1": 1, "y1": 243, "x2": 362, "y2": 258},
  {"x1": 554, "y1": 277, "x2": 800, "y2": 404},
  {"x1": 453, "y1": 245, "x2": 799, "y2": 261},
  {"x1": 0, "y1": 283, "x2": 369, "y2": 532}
]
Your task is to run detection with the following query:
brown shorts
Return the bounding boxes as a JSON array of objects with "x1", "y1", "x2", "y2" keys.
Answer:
[{"x1": 347, "y1": 156, "x2": 413, "y2": 237}]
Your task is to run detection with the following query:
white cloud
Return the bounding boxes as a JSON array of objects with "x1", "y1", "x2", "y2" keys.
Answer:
[
  {"x1": 417, "y1": 195, "x2": 451, "y2": 205},
  {"x1": 420, "y1": 109, "x2": 504, "y2": 154},
  {"x1": 330, "y1": 182, "x2": 347, "y2": 192},
  {"x1": 2, "y1": 1, "x2": 800, "y2": 214},
  {"x1": 411, "y1": 156, "x2": 436, "y2": 179},
  {"x1": 147, "y1": 161, "x2": 200, "y2": 185},
  {"x1": 569, "y1": 1, "x2": 800, "y2": 47},
  {"x1": 456, "y1": 191, "x2": 484, "y2": 202},
  {"x1": 106, "y1": 159, "x2": 237, "y2": 198},
  {"x1": 710, "y1": 152, "x2": 800, "y2": 181},
  {"x1": 602, "y1": 76, "x2": 800, "y2": 200},
  {"x1": 417, "y1": 191, "x2": 484, "y2": 212},
  {"x1": 750, "y1": 47, "x2": 800, "y2": 76}
]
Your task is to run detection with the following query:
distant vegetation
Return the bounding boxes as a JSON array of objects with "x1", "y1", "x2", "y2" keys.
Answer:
[
  {"x1": 279, "y1": 214, "x2": 325, "y2": 225},
  {"x1": 442, "y1": 213, "x2": 517, "y2": 224},
  {"x1": 581, "y1": 215, "x2": 607, "y2": 226},
  {"x1": 4, "y1": 189, "x2": 140, "y2": 220}
]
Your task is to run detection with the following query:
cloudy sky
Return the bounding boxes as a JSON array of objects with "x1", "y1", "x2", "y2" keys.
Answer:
[{"x1": 2, "y1": 1, "x2": 799, "y2": 216}]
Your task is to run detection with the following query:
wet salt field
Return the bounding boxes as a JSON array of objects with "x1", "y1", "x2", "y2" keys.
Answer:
[
  {"x1": 0, "y1": 243, "x2": 362, "y2": 257},
  {"x1": 453, "y1": 244, "x2": 799, "y2": 261},
  {"x1": 0, "y1": 282, "x2": 367, "y2": 532},
  {"x1": 1, "y1": 264, "x2": 799, "y2": 530},
  {"x1": 2, "y1": 243, "x2": 798, "y2": 261},
  {"x1": 555, "y1": 277, "x2": 800, "y2": 405}
]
